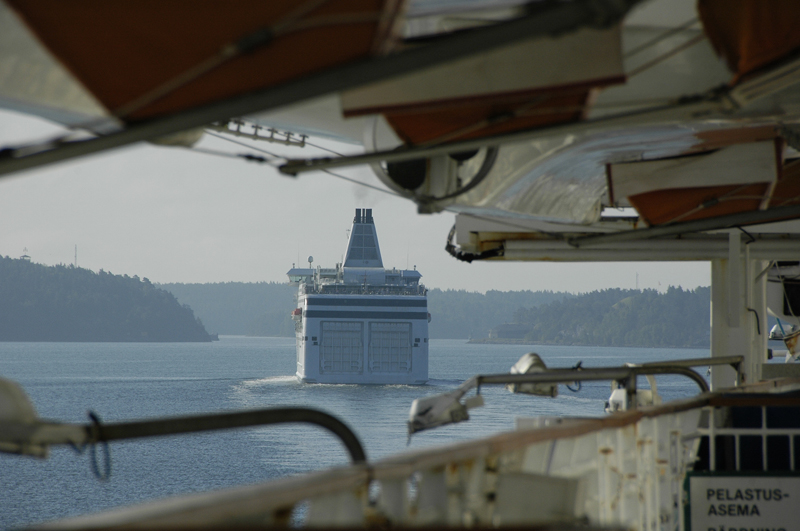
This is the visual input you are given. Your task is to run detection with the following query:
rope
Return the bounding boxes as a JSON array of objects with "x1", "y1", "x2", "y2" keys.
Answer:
[
  {"x1": 88, "y1": 411, "x2": 112, "y2": 481},
  {"x1": 565, "y1": 361, "x2": 583, "y2": 392}
]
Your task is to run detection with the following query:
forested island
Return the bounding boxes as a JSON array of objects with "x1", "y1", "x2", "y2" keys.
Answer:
[
  {"x1": 158, "y1": 281, "x2": 296, "y2": 337},
  {"x1": 158, "y1": 283, "x2": 711, "y2": 348},
  {"x1": 476, "y1": 287, "x2": 710, "y2": 348},
  {"x1": 0, "y1": 256, "x2": 710, "y2": 347},
  {"x1": 0, "y1": 257, "x2": 214, "y2": 342},
  {"x1": 157, "y1": 282, "x2": 572, "y2": 339}
]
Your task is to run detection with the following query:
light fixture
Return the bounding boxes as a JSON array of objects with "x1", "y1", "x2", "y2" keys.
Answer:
[
  {"x1": 407, "y1": 356, "x2": 731, "y2": 436},
  {"x1": 408, "y1": 378, "x2": 484, "y2": 435},
  {"x1": 0, "y1": 377, "x2": 85, "y2": 457},
  {"x1": 507, "y1": 353, "x2": 558, "y2": 397}
]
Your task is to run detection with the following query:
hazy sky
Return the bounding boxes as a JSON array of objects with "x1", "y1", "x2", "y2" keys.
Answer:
[{"x1": 0, "y1": 109, "x2": 710, "y2": 293}]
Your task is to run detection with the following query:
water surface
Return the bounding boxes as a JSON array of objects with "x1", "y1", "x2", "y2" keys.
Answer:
[{"x1": 0, "y1": 337, "x2": 709, "y2": 529}]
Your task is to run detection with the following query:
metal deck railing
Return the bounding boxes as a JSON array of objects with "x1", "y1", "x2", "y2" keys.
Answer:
[{"x1": 34, "y1": 379, "x2": 800, "y2": 531}]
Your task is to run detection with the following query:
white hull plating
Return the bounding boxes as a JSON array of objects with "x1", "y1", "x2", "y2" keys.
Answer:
[
  {"x1": 288, "y1": 209, "x2": 429, "y2": 385},
  {"x1": 295, "y1": 293, "x2": 429, "y2": 385}
]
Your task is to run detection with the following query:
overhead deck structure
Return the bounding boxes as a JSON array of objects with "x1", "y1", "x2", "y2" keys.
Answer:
[{"x1": 1, "y1": 0, "x2": 800, "y2": 529}]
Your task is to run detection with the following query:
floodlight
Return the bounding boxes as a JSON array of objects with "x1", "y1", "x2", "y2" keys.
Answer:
[
  {"x1": 0, "y1": 378, "x2": 85, "y2": 457},
  {"x1": 408, "y1": 379, "x2": 484, "y2": 435},
  {"x1": 507, "y1": 353, "x2": 558, "y2": 397}
]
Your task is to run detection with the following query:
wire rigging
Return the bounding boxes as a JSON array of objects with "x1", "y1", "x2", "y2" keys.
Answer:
[
  {"x1": 204, "y1": 130, "x2": 285, "y2": 160},
  {"x1": 626, "y1": 33, "x2": 706, "y2": 78},
  {"x1": 304, "y1": 140, "x2": 344, "y2": 157},
  {"x1": 190, "y1": 146, "x2": 279, "y2": 167},
  {"x1": 322, "y1": 169, "x2": 402, "y2": 197},
  {"x1": 624, "y1": 18, "x2": 699, "y2": 59},
  {"x1": 194, "y1": 129, "x2": 402, "y2": 197}
]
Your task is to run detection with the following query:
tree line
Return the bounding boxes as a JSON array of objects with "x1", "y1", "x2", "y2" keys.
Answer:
[
  {"x1": 0, "y1": 257, "x2": 710, "y2": 347},
  {"x1": 0, "y1": 257, "x2": 214, "y2": 342},
  {"x1": 509, "y1": 287, "x2": 710, "y2": 347},
  {"x1": 158, "y1": 283, "x2": 710, "y2": 347},
  {"x1": 158, "y1": 282, "x2": 572, "y2": 339},
  {"x1": 158, "y1": 281, "x2": 296, "y2": 337}
]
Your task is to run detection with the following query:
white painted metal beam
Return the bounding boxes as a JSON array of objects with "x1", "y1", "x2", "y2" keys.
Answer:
[{"x1": 498, "y1": 235, "x2": 800, "y2": 262}]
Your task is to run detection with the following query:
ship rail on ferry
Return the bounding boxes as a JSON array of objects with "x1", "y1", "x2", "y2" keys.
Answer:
[{"x1": 287, "y1": 208, "x2": 429, "y2": 384}]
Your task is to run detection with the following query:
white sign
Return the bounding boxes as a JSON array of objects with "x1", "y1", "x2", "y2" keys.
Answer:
[{"x1": 689, "y1": 475, "x2": 800, "y2": 531}]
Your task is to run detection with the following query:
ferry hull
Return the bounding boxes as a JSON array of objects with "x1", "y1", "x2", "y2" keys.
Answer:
[
  {"x1": 296, "y1": 374, "x2": 429, "y2": 385},
  {"x1": 295, "y1": 295, "x2": 429, "y2": 385},
  {"x1": 289, "y1": 209, "x2": 429, "y2": 385}
]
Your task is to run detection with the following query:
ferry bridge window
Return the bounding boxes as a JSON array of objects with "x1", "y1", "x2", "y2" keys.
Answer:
[
  {"x1": 369, "y1": 322, "x2": 412, "y2": 373},
  {"x1": 320, "y1": 321, "x2": 363, "y2": 373}
]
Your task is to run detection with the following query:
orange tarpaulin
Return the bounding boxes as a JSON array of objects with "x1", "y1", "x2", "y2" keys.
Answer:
[
  {"x1": 381, "y1": 87, "x2": 596, "y2": 146},
  {"x1": 699, "y1": 0, "x2": 800, "y2": 82},
  {"x1": 7, "y1": 0, "x2": 402, "y2": 122}
]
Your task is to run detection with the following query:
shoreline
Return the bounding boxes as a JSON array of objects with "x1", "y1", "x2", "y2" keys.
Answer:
[{"x1": 466, "y1": 338, "x2": 709, "y2": 349}]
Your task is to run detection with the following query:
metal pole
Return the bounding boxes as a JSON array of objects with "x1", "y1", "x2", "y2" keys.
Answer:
[{"x1": 568, "y1": 205, "x2": 800, "y2": 246}]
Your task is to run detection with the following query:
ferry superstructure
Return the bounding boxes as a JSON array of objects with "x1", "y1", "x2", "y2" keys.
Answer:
[{"x1": 287, "y1": 208, "x2": 428, "y2": 385}]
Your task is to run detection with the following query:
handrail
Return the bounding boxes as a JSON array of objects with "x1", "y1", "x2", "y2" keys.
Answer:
[
  {"x1": 398, "y1": 379, "x2": 800, "y2": 473},
  {"x1": 639, "y1": 355, "x2": 742, "y2": 370},
  {"x1": 86, "y1": 407, "x2": 367, "y2": 464},
  {"x1": 476, "y1": 365, "x2": 710, "y2": 393},
  {"x1": 4, "y1": 407, "x2": 366, "y2": 464},
  {"x1": 37, "y1": 379, "x2": 800, "y2": 529},
  {"x1": 407, "y1": 362, "x2": 714, "y2": 436},
  {"x1": 640, "y1": 355, "x2": 743, "y2": 384}
]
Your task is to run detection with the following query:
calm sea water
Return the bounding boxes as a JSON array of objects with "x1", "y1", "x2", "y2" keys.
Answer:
[{"x1": 0, "y1": 337, "x2": 709, "y2": 529}]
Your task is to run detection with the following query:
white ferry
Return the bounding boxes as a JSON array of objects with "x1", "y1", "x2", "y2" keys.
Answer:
[{"x1": 286, "y1": 208, "x2": 429, "y2": 385}]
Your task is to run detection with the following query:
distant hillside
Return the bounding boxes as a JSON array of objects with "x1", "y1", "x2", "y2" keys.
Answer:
[
  {"x1": 0, "y1": 257, "x2": 214, "y2": 342},
  {"x1": 155, "y1": 282, "x2": 710, "y2": 347},
  {"x1": 507, "y1": 287, "x2": 710, "y2": 348},
  {"x1": 157, "y1": 282, "x2": 295, "y2": 337},
  {"x1": 158, "y1": 282, "x2": 571, "y2": 339},
  {"x1": 427, "y1": 288, "x2": 572, "y2": 339}
]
